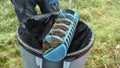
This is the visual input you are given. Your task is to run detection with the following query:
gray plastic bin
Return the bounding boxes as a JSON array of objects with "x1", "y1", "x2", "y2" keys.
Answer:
[{"x1": 17, "y1": 20, "x2": 94, "y2": 68}]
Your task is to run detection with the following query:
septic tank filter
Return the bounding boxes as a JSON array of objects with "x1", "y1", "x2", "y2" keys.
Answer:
[
  {"x1": 43, "y1": 9, "x2": 79, "y2": 62},
  {"x1": 17, "y1": 9, "x2": 95, "y2": 68}
]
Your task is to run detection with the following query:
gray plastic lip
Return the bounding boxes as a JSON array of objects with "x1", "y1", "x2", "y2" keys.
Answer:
[{"x1": 17, "y1": 20, "x2": 94, "y2": 61}]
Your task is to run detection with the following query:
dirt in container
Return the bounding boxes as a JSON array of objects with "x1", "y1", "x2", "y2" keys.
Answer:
[
  {"x1": 50, "y1": 38, "x2": 62, "y2": 47},
  {"x1": 53, "y1": 25, "x2": 68, "y2": 31},
  {"x1": 42, "y1": 38, "x2": 62, "y2": 53},
  {"x1": 53, "y1": 30, "x2": 65, "y2": 38},
  {"x1": 42, "y1": 18, "x2": 70, "y2": 53},
  {"x1": 42, "y1": 40, "x2": 51, "y2": 52},
  {"x1": 56, "y1": 18, "x2": 71, "y2": 25}
]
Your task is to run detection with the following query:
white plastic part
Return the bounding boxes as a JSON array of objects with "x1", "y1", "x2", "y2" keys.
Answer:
[{"x1": 35, "y1": 57, "x2": 43, "y2": 68}]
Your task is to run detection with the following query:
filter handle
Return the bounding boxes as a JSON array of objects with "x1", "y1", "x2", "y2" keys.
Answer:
[
  {"x1": 35, "y1": 57, "x2": 43, "y2": 68},
  {"x1": 63, "y1": 61, "x2": 71, "y2": 68}
]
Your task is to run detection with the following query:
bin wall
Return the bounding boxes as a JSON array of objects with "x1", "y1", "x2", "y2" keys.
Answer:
[{"x1": 63, "y1": 51, "x2": 90, "y2": 68}]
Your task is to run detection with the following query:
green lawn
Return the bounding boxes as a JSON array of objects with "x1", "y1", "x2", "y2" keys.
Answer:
[{"x1": 0, "y1": 0, "x2": 120, "y2": 68}]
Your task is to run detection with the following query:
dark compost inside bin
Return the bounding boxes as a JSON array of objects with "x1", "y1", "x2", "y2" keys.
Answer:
[{"x1": 17, "y1": 19, "x2": 93, "y2": 58}]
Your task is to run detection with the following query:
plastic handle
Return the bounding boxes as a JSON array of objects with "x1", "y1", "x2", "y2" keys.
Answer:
[
  {"x1": 35, "y1": 57, "x2": 43, "y2": 68},
  {"x1": 63, "y1": 61, "x2": 71, "y2": 68}
]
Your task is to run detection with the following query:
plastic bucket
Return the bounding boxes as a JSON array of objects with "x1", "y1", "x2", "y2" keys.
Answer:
[{"x1": 17, "y1": 20, "x2": 94, "y2": 68}]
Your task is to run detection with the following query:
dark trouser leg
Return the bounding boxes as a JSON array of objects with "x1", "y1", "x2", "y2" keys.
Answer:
[
  {"x1": 11, "y1": 0, "x2": 37, "y2": 23},
  {"x1": 11, "y1": 0, "x2": 38, "y2": 68}
]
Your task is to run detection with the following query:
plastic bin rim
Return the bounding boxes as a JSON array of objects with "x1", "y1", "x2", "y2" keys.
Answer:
[{"x1": 17, "y1": 20, "x2": 94, "y2": 59}]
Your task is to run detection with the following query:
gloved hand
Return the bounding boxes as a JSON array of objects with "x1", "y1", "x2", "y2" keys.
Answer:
[{"x1": 37, "y1": 0, "x2": 56, "y2": 13}]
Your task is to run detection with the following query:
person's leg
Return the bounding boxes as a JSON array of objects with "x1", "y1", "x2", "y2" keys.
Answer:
[
  {"x1": 11, "y1": 0, "x2": 60, "y2": 23},
  {"x1": 11, "y1": 0, "x2": 39, "y2": 68},
  {"x1": 11, "y1": 0, "x2": 37, "y2": 23}
]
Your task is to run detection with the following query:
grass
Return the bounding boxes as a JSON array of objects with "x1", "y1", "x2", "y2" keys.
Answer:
[{"x1": 0, "y1": 0, "x2": 120, "y2": 68}]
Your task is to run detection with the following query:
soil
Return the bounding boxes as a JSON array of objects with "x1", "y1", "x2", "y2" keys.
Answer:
[
  {"x1": 56, "y1": 18, "x2": 71, "y2": 25},
  {"x1": 42, "y1": 38, "x2": 62, "y2": 54},
  {"x1": 42, "y1": 40, "x2": 51, "y2": 52},
  {"x1": 53, "y1": 25, "x2": 68, "y2": 31},
  {"x1": 50, "y1": 38, "x2": 61, "y2": 47},
  {"x1": 42, "y1": 18, "x2": 70, "y2": 53},
  {"x1": 53, "y1": 30, "x2": 65, "y2": 38}
]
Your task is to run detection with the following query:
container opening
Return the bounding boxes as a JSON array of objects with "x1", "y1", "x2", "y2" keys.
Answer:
[{"x1": 17, "y1": 20, "x2": 94, "y2": 58}]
